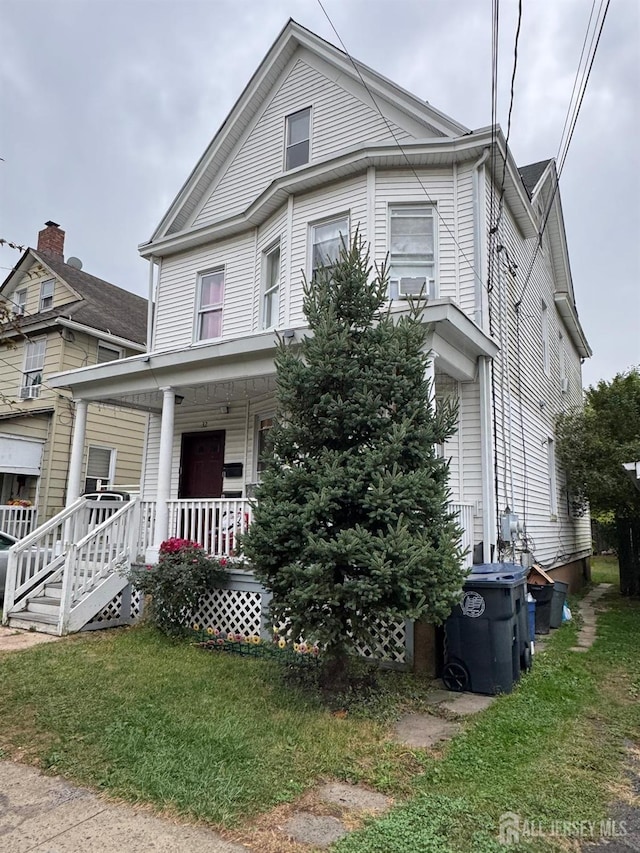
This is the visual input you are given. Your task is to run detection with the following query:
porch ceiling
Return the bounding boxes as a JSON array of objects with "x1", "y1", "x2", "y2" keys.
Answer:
[{"x1": 48, "y1": 299, "x2": 497, "y2": 408}]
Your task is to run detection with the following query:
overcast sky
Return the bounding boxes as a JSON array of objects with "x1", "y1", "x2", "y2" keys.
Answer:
[{"x1": 1, "y1": 0, "x2": 638, "y2": 386}]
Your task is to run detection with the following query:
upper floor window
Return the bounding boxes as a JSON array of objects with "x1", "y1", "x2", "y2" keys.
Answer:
[
  {"x1": 21, "y1": 338, "x2": 46, "y2": 399},
  {"x1": 84, "y1": 445, "x2": 115, "y2": 493},
  {"x1": 262, "y1": 244, "x2": 280, "y2": 330},
  {"x1": 541, "y1": 300, "x2": 550, "y2": 375},
  {"x1": 97, "y1": 341, "x2": 123, "y2": 364},
  {"x1": 15, "y1": 289, "x2": 27, "y2": 315},
  {"x1": 285, "y1": 107, "x2": 310, "y2": 171},
  {"x1": 40, "y1": 279, "x2": 54, "y2": 311},
  {"x1": 389, "y1": 205, "x2": 436, "y2": 299},
  {"x1": 311, "y1": 216, "x2": 349, "y2": 279},
  {"x1": 196, "y1": 269, "x2": 224, "y2": 341}
]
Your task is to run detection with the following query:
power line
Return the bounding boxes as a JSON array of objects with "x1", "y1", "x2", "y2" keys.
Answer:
[
  {"x1": 514, "y1": 0, "x2": 610, "y2": 309},
  {"x1": 315, "y1": 0, "x2": 488, "y2": 293}
]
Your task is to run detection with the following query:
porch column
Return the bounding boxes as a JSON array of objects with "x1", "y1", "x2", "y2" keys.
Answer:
[
  {"x1": 66, "y1": 399, "x2": 88, "y2": 506},
  {"x1": 479, "y1": 356, "x2": 497, "y2": 562},
  {"x1": 425, "y1": 352, "x2": 436, "y2": 409},
  {"x1": 147, "y1": 387, "x2": 176, "y2": 563}
]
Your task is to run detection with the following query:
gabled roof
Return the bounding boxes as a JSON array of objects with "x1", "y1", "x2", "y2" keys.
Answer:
[
  {"x1": 0, "y1": 249, "x2": 147, "y2": 346},
  {"x1": 146, "y1": 18, "x2": 468, "y2": 246},
  {"x1": 518, "y1": 159, "x2": 552, "y2": 197}
]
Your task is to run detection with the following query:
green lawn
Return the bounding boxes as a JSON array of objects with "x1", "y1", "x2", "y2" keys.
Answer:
[
  {"x1": 0, "y1": 627, "x2": 420, "y2": 826},
  {"x1": 591, "y1": 554, "x2": 620, "y2": 585},
  {"x1": 0, "y1": 581, "x2": 637, "y2": 851}
]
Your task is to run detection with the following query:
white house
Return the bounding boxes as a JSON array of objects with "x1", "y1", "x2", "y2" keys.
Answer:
[{"x1": 7, "y1": 20, "x2": 591, "y2": 638}]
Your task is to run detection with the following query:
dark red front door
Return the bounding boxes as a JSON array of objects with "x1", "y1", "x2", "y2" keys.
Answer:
[{"x1": 179, "y1": 431, "x2": 225, "y2": 498}]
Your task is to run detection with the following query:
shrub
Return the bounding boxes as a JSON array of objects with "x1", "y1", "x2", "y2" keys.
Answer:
[{"x1": 129, "y1": 538, "x2": 227, "y2": 636}]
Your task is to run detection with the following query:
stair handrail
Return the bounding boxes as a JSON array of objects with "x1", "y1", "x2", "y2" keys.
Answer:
[
  {"x1": 3, "y1": 496, "x2": 86, "y2": 620},
  {"x1": 58, "y1": 498, "x2": 139, "y2": 634}
]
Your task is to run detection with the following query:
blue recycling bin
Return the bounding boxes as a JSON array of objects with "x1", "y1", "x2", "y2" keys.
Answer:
[{"x1": 443, "y1": 563, "x2": 531, "y2": 695}]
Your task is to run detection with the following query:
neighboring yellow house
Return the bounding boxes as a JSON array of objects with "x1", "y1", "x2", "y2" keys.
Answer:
[{"x1": 0, "y1": 221, "x2": 148, "y2": 529}]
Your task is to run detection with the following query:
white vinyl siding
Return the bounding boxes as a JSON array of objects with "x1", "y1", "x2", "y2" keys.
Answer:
[
  {"x1": 374, "y1": 170, "x2": 459, "y2": 307},
  {"x1": 289, "y1": 175, "x2": 367, "y2": 324},
  {"x1": 541, "y1": 300, "x2": 550, "y2": 375},
  {"x1": 547, "y1": 437, "x2": 558, "y2": 518},
  {"x1": 192, "y1": 54, "x2": 414, "y2": 229},
  {"x1": 154, "y1": 233, "x2": 255, "y2": 352},
  {"x1": 484, "y1": 183, "x2": 590, "y2": 564}
]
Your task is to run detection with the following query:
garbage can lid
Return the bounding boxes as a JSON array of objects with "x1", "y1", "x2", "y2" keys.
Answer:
[{"x1": 471, "y1": 562, "x2": 527, "y2": 579}]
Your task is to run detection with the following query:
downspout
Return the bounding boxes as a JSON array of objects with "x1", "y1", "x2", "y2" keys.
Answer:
[
  {"x1": 146, "y1": 257, "x2": 155, "y2": 352},
  {"x1": 472, "y1": 148, "x2": 490, "y2": 330}
]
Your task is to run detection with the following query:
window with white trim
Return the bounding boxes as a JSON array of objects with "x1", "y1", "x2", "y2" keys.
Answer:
[
  {"x1": 547, "y1": 437, "x2": 558, "y2": 518},
  {"x1": 261, "y1": 244, "x2": 280, "y2": 330},
  {"x1": 15, "y1": 289, "x2": 27, "y2": 314},
  {"x1": 97, "y1": 341, "x2": 123, "y2": 364},
  {"x1": 541, "y1": 300, "x2": 550, "y2": 375},
  {"x1": 311, "y1": 216, "x2": 349, "y2": 279},
  {"x1": 84, "y1": 446, "x2": 115, "y2": 493},
  {"x1": 40, "y1": 279, "x2": 54, "y2": 311},
  {"x1": 21, "y1": 338, "x2": 46, "y2": 398},
  {"x1": 285, "y1": 107, "x2": 310, "y2": 170},
  {"x1": 255, "y1": 415, "x2": 274, "y2": 479},
  {"x1": 389, "y1": 205, "x2": 436, "y2": 299},
  {"x1": 196, "y1": 269, "x2": 224, "y2": 341}
]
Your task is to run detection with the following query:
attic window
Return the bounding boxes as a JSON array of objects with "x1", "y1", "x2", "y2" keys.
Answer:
[
  {"x1": 40, "y1": 279, "x2": 54, "y2": 312},
  {"x1": 285, "y1": 108, "x2": 310, "y2": 170}
]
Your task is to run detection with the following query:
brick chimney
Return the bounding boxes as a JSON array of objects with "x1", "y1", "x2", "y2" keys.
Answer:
[{"x1": 37, "y1": 221, "x2": 65, "y2": 258}]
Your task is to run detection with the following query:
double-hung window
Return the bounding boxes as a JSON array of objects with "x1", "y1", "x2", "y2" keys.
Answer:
[
  {"x1": 15, "y1": 289, "x2": 27, "y2": 315},
  {"x1": 84, "y1": 446, "x2": 115, "y2": 493},
  {"x1": 389, "y1": 205, "x2": 436, "y2": 299},
  {"x1": 262, "y1": 244, "x2": 280, "y2": 329},
  {"x1": 40, "y1": 279, "x2": 54, "y2": 311},
  {"x1": 311, "y1": 216, "x2": 349, "y2": 279},
  {"x1": 285, "y1": 107, "x2": 310, "y2": 170},
  {"x1": 21, "y1": 339, "x2": 46, "y2": 398},
  {"x1": 196, "y1": 269, "x2": 224, "y2": 341}
]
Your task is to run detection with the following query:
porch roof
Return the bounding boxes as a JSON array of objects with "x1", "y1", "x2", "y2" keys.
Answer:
[{"x1": 47, "y1": 299, "x2": 498, "y2": 412}]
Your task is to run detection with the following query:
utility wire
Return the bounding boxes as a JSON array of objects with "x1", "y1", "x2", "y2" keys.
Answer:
[
  {"x1": 514, "y1": 0, "x2": 610, "y2": 309},
  {"x1": 496, "y1": 0, "x2": 523, "y2": 227},
  {"x1": 315, "y1": 0, "x2": 488, "y2": 293}
]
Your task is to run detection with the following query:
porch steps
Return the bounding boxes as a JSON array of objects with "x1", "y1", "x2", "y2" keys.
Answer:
[{"x1": 7, "y1": 611, "x2": 60, "y2": 635}]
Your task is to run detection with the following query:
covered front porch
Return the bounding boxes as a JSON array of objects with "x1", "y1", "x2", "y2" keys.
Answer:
[{"x1": 49, "y1": 301, "x2": 499, "y2": 568}]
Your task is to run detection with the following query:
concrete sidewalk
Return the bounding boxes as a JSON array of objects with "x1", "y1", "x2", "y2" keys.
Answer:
[{"x1": 0, "y1": 761, "x2": 249, "y2": 852}]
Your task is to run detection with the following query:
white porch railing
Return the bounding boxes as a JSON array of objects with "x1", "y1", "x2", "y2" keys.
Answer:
[
  {"x1": 166, "y1": 499, "x2": 252, "y2": 558},
  {"x1": 3, "y1": 497, "x2": 135, "y2": 630},
  {"x1": 142, "y1": 498, "x2": 475, "y2": 567},
  {"x1": 449, "y1": 501, "x2": 475, "y2": 569},
  {"x1": 0, "y1": 505, "x2": 38, "y2": 539}
]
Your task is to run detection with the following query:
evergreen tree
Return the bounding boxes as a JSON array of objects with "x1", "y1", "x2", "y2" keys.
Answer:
[{"x1": 243, "y1": 235, "x2": 465, "y2": 686}]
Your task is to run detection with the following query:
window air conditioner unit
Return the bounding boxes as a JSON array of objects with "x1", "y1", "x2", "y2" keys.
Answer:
[
  {"x1": 19, "y1": 385, "x2": 40, "y2": 400},
  {"x1": 13, "y1": 304, "x2": 25, "y2": 317},
  {"x1": 397, "y1": 277, "x2": 434, "y2": 299},
  {"x1": 560, "y1": 377, "x2": 569, "y2": 394}
]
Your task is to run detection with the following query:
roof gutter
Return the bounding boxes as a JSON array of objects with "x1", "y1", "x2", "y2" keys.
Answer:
[{"x1": 57, "y1": 318, "x2": 146, "y2": 352}]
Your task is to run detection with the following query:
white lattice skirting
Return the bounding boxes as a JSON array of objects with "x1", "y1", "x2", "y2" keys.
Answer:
[{"x1": 83, "y1": 586, "x2": 143, "y2": 631}]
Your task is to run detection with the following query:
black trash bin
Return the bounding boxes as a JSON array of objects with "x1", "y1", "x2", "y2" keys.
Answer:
[
  {"x1": 443, "y1": 564, "x2": 530, "y2": 695},
  {"x1": 550, "y1": 580, "x2": 569, "y2": 629},
  {"x1": 527, "y1": 583, "x2": 554, "y2": 634}
]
